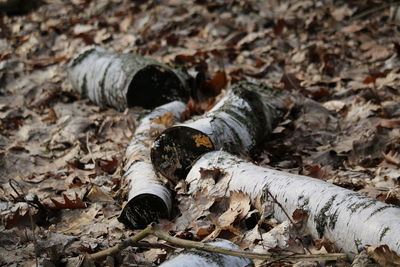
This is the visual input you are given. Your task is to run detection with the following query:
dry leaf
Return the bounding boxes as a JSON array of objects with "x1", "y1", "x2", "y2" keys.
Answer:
[
  {"x1": 46, "y1": 193, "x2": 87, "y2": 209},
  {"x1": 86, "y1": 185, "x2": 114, "y2": 203},
  {"x1": 366, "y1": 245, "x2": 400, "y2": 266},
  {"x1": 95, "y1": 157, "x2": 118, "y2": 174},
  {"x1": 199, "y1": 167, "x2": 226, "y2": 183},
  {"x1": 314, "y1": 237, "x2": 336, "y2": 253},
  {"x1": 292, "y1": 208, "x2": 309, "y2": 228},
  {"x1": 379, "y1": 118, "x2": 400, "y2": 129},
  {"x1": 152, "y1": 112, "x2": 175, "y2": 127}
]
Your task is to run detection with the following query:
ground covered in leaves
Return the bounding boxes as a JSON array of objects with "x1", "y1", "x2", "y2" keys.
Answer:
[{"x1": 1, "y1": 0, "x2": 400, "y2": 266}]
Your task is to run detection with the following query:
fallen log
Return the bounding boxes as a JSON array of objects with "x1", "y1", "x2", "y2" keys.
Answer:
[
  {"x1": 186, "y1": 151, "x2": 400, "y2": 257},
  {"x1": 151, "y1": 81, "x2": 283, "y2": 182},
  {"x1": 68, "y1": 47, "x2": 190, "y2": 110},
  {"x1": 159, "y1": 239, "x2": 253, "y2": 267},
  {"x1": 118, "y1": 101, "x2": 186, "y2": 229}
]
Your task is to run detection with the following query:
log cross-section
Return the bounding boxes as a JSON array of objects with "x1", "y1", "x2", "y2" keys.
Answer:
[{"x1": 151, "y1": 81, "x2": 282, "y2": 182}]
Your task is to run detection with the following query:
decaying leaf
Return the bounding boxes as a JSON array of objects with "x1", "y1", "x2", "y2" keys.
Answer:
[
  {"x1": 46, "y1": 193, "x2": 87, "y2": 210},
  {"x1": 366, "y1": 245, "x2": 400, "y2": 267},
  {"x1": 95, "y1": 157, "x2": 118, "y2": 174},
  {"x1": 86, "y1": 185, "x2": 114, "y2": 203},
  {"x1": 314, "y1": 237, "x2": 336, "y2": 253},
  {"x1": 199, "y1": 167, "x2": 226, "y2": 183},
  {"x1": 206, "y1": 192, "x2": 250, "y2": 239},
  {"x1": 4, "y1": 208, "x2": 36, "y2": 229},
  {"x1": 292, "y1": 208, "x2": 309, "y2": 229},
  {"x1": 152, "y1": 112, "x2": 175, "y2": 127}
]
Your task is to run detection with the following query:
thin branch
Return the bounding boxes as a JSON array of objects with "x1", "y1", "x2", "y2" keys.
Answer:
[
  {"x1": 88, "y1": 223, "x2": 155, "y2": 261},
  {"x1": 85, "y1": 223, "x2": 347, "y2": 263}
]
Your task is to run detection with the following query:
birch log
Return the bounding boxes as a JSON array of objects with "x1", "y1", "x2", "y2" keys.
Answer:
[
  {"x1": 151, "y1": 81, "x2": 283, "y2": 182},
  {"x1": 186, "y1": 151, "x2": 400, "y2": 257},
  {"x1": 118, "y1": 101, "x2": 186, "y2": 229},
  {"x1": 68, "y1": 47, "x2": 190, "y2": 110},
  {"x1": 159, "y1": 239, "x2": 253, "y2": 267}
]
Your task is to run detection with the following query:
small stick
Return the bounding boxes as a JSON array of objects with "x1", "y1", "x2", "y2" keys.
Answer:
[
  {"x1": 86, "y1": 223, "x2": 347, "y2": 263},
  {"x1": 88, "y1": 223, "x2": 155, "y2": 261}
]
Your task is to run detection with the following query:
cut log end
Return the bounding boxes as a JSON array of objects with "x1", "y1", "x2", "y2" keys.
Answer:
[
  {"x1": 151, "y1": 126, "x2": 215, "y2": 182},
  {"x1": 127, "y1": 65, "x2": 190, "y2": 109},
  {"x1": 118, "y1": 194, "x2": 170, "y2": 229}
]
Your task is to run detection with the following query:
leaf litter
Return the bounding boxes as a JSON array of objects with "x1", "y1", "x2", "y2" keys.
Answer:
[{"x1": 1, "y1": 0, "x2": 400, "y2": 266}]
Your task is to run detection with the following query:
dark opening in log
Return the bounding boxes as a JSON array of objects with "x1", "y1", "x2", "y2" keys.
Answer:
[
  {"x1": 119, "y1": 193, "x2": 169, "y2": 229},
  {"x1": 127, "y1": 65, "x2": 189, "y2": 109},
  {"x1": 151, "y1": 126, "x2": 215, "y2": 179},
  {"x1": 68, "y1": 47, "x2": 190, "y2": 110},
  {"x1": 151, "y1": 81, "x2": 281, "y2": 182}
]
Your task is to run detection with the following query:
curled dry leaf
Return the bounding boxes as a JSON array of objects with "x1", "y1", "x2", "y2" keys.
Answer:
[
  {"x1": 86, "y1": 185, "x2": 114, "y2": 203},
  {"x1": 292, "y1": 208, "x2": 309, "y2": 229},
  {"x1": 206, "y1": 191, "x2": 250, "y2": 240},
  {"x1": 199, "y1": 167, "x2": 226, "y2": 183},
  {"x1": 151, "y1": 112, "x2": 176, "y2": 128},
  {"x1": 366, "y1": 245, "x2": 400, "y2": 267},
  {"x1": 95, "y1": 157, "x2": 118, "y2": 174},
  {"x1": 314, "y1": 237, "x2": 336, "y2": 253}
]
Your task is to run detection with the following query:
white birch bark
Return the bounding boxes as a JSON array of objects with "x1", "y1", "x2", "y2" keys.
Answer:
[
  {"x1": 186, "y1": 151, "x2": 400, "y2": 257},
  {"x1": 68, "y1": 47, "x2": 190, "y2": 111},
  {"x1": 159, "y1": 239, "x2": 253, "y2": 267},
  {"x1": 119, "y1": 101, "x2": 186, "y2": 229},
  {"x1": 151, "y1": 81, "x2": 284, "y2": 181}
]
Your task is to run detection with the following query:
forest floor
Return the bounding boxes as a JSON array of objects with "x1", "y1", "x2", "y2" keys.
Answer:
[{"x1": 1, "y1": 0, "x2": 400, "y2": 266}]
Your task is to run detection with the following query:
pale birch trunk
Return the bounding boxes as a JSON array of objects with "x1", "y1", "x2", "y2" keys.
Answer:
[
  {"x1": 186, "y1": 151, "x2": 400, "y2": 257},
  {"x1": 68, "y1": 47, "x2": 190, "y2": 111},
  {"x1": 118, "y1": 101, "x2": 186, "y2": 229},
  {"x1": 159, "y1": 239, "x2": 253, "y2": 267},
  {"x1": 151, "y1": 81, "x2": 284, "y2": 182}
]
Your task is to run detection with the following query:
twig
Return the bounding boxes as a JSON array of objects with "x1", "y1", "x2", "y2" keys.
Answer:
[
  {"x1": 266, "y1": 191, "x2": 312, "y2": 254},
  {"x1": 86, "y1": 132, "x2": 96, "y2": 167},
  {"x1": 350, "y1": 2, "x2": 400, "y2": 22},
  {"x1": 86, "y1": 223, "x2": 347, "y2": 263},
  {"x1": 29, "y1": 211, "x2": 39, "y2": 267},
  {"x1": 88, "y1": 223, "x2": 155, "y2": 261}
]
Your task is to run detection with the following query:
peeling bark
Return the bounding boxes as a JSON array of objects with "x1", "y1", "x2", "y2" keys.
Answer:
[
  {"x1": 68, "y1": 47, "x2": 190, "y2": 111},
  {"x1": 118, "y1": 101, "x2": 186, "y2": 229},
  {"x1": 159, "y1": 239, "x2": 253, "y2": 267},
  {"x1": 151, "y1": 81, "x2": 283, "y2": 182},
  {"x1": 186, "y1": 151, "x2": 400, "y2": 257}
]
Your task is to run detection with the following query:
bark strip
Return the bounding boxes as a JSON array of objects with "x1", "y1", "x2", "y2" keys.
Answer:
[
  {"x1": 151, "y1": 81, "x2": 283, "y2": 181},
  {"x1": 118, "y1": 101, "x2": 186, "y2": 229},
  {"x1": 159, "y1": 239, "x2": 253, "y2": 267},
  {"x1": 68, "y1": 47, "x2": 190, "y2": 110},
  {"x1": 186, "y1": 151, "x2": 400, "y2": 257}
]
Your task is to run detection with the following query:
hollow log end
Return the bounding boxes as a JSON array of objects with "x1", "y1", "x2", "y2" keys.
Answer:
[
  {"x1": 118, "y1": 194, "x2": 170, "y2": 229},
  {"x1": 127, "y1": 65, "x2": 190, "y2": 109},
  {"x1": 151, "y1": 126, "x2": 215, "y2": 182}
]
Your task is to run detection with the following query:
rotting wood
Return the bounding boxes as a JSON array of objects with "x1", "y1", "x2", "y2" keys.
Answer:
[
  {"x1": 118, "y1": 101, "x2": 186, "y2": 229},
  {"x1": 159, "y1": 239, "x2": 253, "y2": 267},
  {"x1": 151, "y1": 81, "x2": 285, "y2": 182},
  {"x1": 186, "y1": 151, "x2": 400, "y2": 257},
  {"x1": 68, "y1": 47, "x2": 191, "y2": 111}
]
